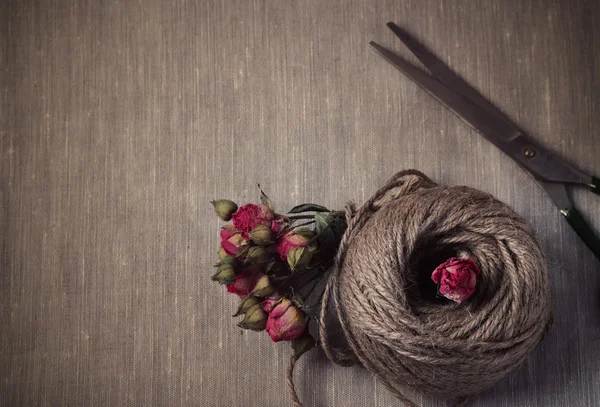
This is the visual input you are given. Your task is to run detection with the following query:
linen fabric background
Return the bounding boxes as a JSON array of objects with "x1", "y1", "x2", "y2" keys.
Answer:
[{"x1": 1, "y1": 0, "x2": 599, "y2": 406}]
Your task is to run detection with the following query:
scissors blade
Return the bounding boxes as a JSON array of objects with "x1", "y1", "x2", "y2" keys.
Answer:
[
  {"x1": 369, "y1": 41, "x2": 593, "y2": 186},
  {"x1": 385, "y1": 22, "x2": 510, "y2": 124},
  {"x1": 369, "y1": 42, "x2": 517, "y2": 141}
]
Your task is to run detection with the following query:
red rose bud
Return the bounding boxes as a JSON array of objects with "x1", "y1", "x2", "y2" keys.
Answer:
[
  {"x1": 246, "y1": 246, "x2": 270, "y2": 265},
  {"x1": 211, "y1": 200, "x2": 238, "y2": 221},
  {"x1": 248, "y1": 224, "x2": 273, "y2": 246},
  {"x1": 431, "y1": 257, "x2": 480, "y2": 304},
  {"x1": 251, "y1": 274, "x2": 275, "y2": 297},
  {"x1": 237, "y1": 303, "x2": 268, "y2": 331},
  {"x1": 261, "y1": 297, "x2": 281, "y2": 313},
  {"x1": 276, "y1": 230, "x2": 312, "y2": 260},
  {"x1": 211, "y1": 263, "x2": 236, "y2": 285},
  {"x1": 221, "y1": 232, "x2": 247, "y2": 256},
  {"x1": 232, "y1": 203, "x2": 274, "y2": 236},
  {"x1": 233, "y1": 295, "x2": 260, "y2": 317},
  {"x1": 226, "y1": 268, "x2": 261, "y2": 296},
  {"x1": 286, "y1": 246, "x2": 312, "y2": 272},
  {"x1": 265, "y1": 298, "x2": 307, "y2": 342}
]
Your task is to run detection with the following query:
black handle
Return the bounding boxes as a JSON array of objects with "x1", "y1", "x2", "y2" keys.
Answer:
[
  {"x1": 563, "y1": 207, "x2": 600, "y2": 261},
  {"x1": 590, "y1": 176, "x2": 600, "y2": 196}
]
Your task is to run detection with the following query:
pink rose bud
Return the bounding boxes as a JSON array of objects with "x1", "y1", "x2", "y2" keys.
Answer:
[
  {"x1": 276, "y1": 229, "x2": 312, "y2": 260},
  {"x1": 221, "y1": 232, "x2": 247, "y2": 256},
  {"x1": 261, "y1": 297, "x2": 281, "y2": 313},
  {"x1": 265, "y1": 298, "x2": 307, "y2": 342},
  {"x1": 248, "y1": 224, "x2": 273, "y2": 246},
  {"x1": 237, "y1": 303, "x2": 268, "y2": 331},
  {"x1": 211, "y1": 263, "x2": 236, "y2": 285},
  {"x1": 251, "y1": 274, "x2": 275, "y2": 297},
  {"x1": 271, "y1": 216, "x2": 288, "y2": 233},
  {"x1": 233, "y1": 295, "x2": 260, "y2": 317},
  {"x1": 221, "y1": 224, "x2": 237, "y2": 235},
  {"x1": 431, "y1": 257, "x2": 480, "y2": 304},
  {"x1": 232, "y1": 203, "x2": 274, "y2": 236},
  {"x1": 226, "y1": 268, "x2": 261, "y2": 296},
  {"x1": 211, "y1": 200, "x2": 239, "y2": 221}
]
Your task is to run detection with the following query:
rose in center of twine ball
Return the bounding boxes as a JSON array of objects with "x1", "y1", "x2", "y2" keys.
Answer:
[{"x1": 316, "y1": 170, "x2": 553, "y2": 405}]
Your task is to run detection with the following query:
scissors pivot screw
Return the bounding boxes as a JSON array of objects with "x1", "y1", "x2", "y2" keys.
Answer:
[{"x1": 523, "y1": 148, "x2": 536, "y2": 158}]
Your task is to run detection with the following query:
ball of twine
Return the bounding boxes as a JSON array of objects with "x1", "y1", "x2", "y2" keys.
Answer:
[{"x1": 313, "y1": 170, "x2": 553, "y2": 406}]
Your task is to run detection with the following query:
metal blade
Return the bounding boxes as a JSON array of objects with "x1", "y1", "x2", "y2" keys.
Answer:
[
  {"x1": 540, "y1": 181, "x2": 572, "y2": 212},
  {"x1": 369, "y1": 41, "x2": 593, "y2": 186},
  {"x1": 386, "y1": 22, "x2": 510, "y2": 124},
  {"x1": 370, "y1": 41, "x2": 517, "y2": 140}
]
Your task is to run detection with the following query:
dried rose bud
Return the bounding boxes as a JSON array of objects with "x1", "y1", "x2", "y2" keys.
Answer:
[
  {"x1": 246, "y1": 246, "x2": 270, "y2": 265},
  {"x1": 261, "y1": 297, "x2": 281, "y2": 313},
  {"x1": 211, "y1": 263, "x2": 236, "y2": 285},
  {"x1": 221, "y1": 232, "x2": 248, "y2": 257},
  {"x1": 265, "y1": 298, "x2": 307, "y2": 342},
  {"x1": 237, "y1": 303, "x2": 268, "y2": 331},
  {"x1": 232, "y1": 203, "x2": 274, "y2": 236},
  {"x1": 286, "y1": 246, "x2": 312, "y2": 272},
  {"x1": 271, "y1": 216, "x2": 288, "y2": 233},
  {"x1": 431, "y1": 257, "x2": 480, "y2": 304},
  {"x1": 248, "y1": 224, "x2": 273, "y2": 246},
  {"x1": 276, "y1": 229, "x2": 312, "y2": 260},
  {"x1": 251, "y1": 274, "x2": 275, "y2": 297},
  {"x1": 217, "y1": 247, "x2": 228, "y2": 260},
  {"x1": 226, "y1": 268, "x2": 261, "y2": 296},
  {"x1": 216, "y1": 255, "x2": 237, "y2": 266},
  {"x1": 211, "y1": 200, "x2": 239, "y2": 221},
  {"x1": 221, "y1": 224, "x2": 237, "y2": 234},
  {"x1": 233, "y1": 295, "x2": 260, "y2": 317}
]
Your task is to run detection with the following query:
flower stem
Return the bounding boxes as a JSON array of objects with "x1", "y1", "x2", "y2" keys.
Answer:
[
  {"x1": 290, "y1": 220, "x2": 315, "y2": 228},
  {"x1": 277, "y1": 220, "x2": 315, "y2": 237},
  {"x1": 287, "y1": 215, "x2": 314, "y2": 220}
]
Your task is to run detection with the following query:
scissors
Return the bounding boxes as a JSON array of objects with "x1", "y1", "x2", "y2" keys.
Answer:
[{"x1": 370, "y1": 22, "x2": 600, "y2": 261}]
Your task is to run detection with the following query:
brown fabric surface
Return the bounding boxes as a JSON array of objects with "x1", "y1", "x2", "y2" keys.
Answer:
[{"x1": 1, "y1": 0, "x2": 599, "y2": 406}]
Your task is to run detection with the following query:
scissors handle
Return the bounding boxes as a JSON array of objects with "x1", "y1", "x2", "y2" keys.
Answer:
[{"x1": 563, "y1": 207, "x2": 600, "y2": 260}]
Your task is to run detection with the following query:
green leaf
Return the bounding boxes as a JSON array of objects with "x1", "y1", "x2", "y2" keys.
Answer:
[
  {"x1": 313, "y1": 213, "x2": 331, "y2": 232},
  {"x1": 292, "y1": 293, "x2": 305, "y2": 308},
  {"x1": 292, "y1": 332, "x2": 316, "y2": 359},
  {"x1": 314, "y1": 213, "x2": 336, "y2": 250},
  {"x1": 292, "y1": 227, "x2": 315, "y2": 239},
  {"x1": 330, "y1": 213, "x2": 348, "y2": 241},
  {"x1": 263, "y1": 261, "x2": 275, "y2": 275},
  {"x1": 288, "y1": 204, "x2": 330, "y2": 214}
]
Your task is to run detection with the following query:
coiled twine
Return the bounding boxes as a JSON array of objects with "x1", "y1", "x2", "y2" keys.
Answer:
[{"x1": 315, "y1": 170, "x2": 553, "y2": 405}]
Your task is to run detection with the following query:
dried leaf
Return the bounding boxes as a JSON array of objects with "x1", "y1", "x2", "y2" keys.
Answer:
[
  {"x1": 292, "y1": 332, "x2": 316, "y2": 359},
  {"x1": 288, "y1": 204, "x2": 330, "y2": 214}
]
